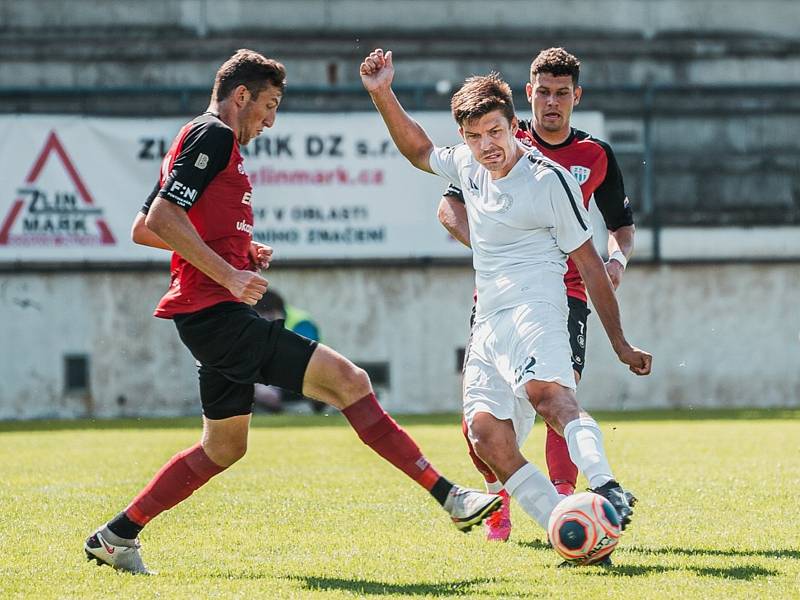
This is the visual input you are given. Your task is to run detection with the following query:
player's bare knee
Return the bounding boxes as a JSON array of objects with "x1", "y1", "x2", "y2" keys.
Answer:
[
  {"x1": 470, "y1": 423, "x2": 509, "y2": 467},
  {"x1": 530, "y1": 385, "x2": 580, "y2": 432},
  {"x1": 471, "y1": 435, "x2": 500, "y2": 467},
  {"x1": 336, "y1": 363, "x2": 372, "y2": 406},
  {"x1": 215, "y1": 440, "x2": 247, "y2": 466},
  {"x1": 203, "y1": 431, "x2": 248, "y2": 467}
]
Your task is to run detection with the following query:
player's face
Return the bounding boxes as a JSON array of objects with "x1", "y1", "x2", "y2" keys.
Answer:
[
  {"x1": 527, "y1": 73, "x2": 581, "y2": 134},
  {"x1": 238, "y1": 84, "x2": 283, "y2": 145},
  {"x1": 459, "y1": 111, "x2": 519, "y2": 173}
]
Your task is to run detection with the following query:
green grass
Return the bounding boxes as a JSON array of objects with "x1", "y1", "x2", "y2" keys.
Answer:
[{"x1": 1, "y1": 410, "x2": 799, "y2": 599}]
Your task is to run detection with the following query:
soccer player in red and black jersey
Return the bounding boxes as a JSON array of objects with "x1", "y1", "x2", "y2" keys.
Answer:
[
  {"x1": 83, "y1": 49, "x2": 501, "y2": 575},
  {"x1": 438, "y1": 47, "x2": 636, "y2": 542}
]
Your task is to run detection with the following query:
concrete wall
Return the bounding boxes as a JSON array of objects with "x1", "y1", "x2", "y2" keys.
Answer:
[
  {"x1": 2, "y1": 0, "x2": 798, "y2": 37},
  {"x1": 1, "y1": 262, "x2": 798, "y2": 419},
  {"x1": 4, "y1": 1, "x2": 799, "y2": 88}
]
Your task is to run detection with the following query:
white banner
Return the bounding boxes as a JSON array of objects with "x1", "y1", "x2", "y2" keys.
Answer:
[{"x1": 0, "y1": 112, "x2": 603, "y2": 263}]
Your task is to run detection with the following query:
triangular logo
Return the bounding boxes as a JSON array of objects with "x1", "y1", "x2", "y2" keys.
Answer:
[{"x1": 0, "y1": 131, "x2": 116, "y2": 246}]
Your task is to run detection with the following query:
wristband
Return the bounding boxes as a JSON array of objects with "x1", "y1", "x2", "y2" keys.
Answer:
[{"x1": 608, "y1": 250, "x2": 628, "y2": 269}]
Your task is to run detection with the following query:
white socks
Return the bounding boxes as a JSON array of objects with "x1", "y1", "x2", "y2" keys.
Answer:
[
  {"x1": 563, "y1": 416, "x2": 614, "y2": 489},
  {"x1": 503, "y1": 463, "x2": 561, "y2": 530},
  {"x1": 485, "y1": 479, "x2": 504, "y2": 494}
]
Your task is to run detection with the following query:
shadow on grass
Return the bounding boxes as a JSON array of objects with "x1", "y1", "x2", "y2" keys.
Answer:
[
  {"x1": 518, "y1": 540, "x2": 787, "y2": 580},
  {"x1": 289, "y1": 575, "x2": 500, "y2": 596},
  {"x1": 597, "y1": 564, "x2": 779, "y2": 581},
  {"x1": 515, "y1": 539, "x2": 551, "y2": 551},
  {"x1": 3, "y1": 408, "x2": 798, "y2": 433},
  {"x1": 629, "y1": 544, "x2": 800, "y2": 560}
]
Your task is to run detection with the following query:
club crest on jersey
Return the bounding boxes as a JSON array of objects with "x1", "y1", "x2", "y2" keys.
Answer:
[
  {"x1": 570, "y1": 165, "x2": 591, "y2": 185},
  {"x1": 484, "y1": 192, "x2": 513, "y2": 213}
]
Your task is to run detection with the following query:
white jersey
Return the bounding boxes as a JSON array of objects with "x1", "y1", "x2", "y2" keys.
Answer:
[{"x1": 429, "y1": 143, "x2": 592, "y2": 321}]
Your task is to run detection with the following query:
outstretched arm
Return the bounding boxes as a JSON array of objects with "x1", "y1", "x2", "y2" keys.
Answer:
[
  {"x1": 360, "y1": 49, "x2": 434, "y2": 173},
  {"x1": 569, "y1": 239, "x2": 652, "y2": 375}
]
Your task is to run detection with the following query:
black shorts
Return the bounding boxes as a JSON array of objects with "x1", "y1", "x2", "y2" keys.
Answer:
[
  {"x1": 567, "y1": 296, "x2": 590, "y2": 375},
  {"x1": 463, "y1": 298, "x2": 590, "y2": 375},
  {"x1": 173, "y1": 302, "x2": 318, "y2": 420}
]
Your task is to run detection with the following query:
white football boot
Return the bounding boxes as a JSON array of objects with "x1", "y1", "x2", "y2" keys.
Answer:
[
  {"x1": 444, "y1": 486, "x2": 503, "y2": 532},
  {"x1": 84, "y1": 529, "x2": 151, "y2": 575}
]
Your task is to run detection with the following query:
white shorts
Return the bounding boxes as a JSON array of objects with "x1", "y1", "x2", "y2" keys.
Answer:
[{"x1": 463, "y1": 302, "x2": 576, "y2": 446}]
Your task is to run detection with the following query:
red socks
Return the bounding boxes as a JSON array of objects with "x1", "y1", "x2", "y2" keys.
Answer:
[
  {"x1": 461, "y1": 417, "x2": 498, "y2": 483},
  {"x1": 545, "y1": 423, "x2": 578, "y2": 495},
  {"x1": 125, "y1": 443, "x2": 226, "y2": 526},
  {"x1": 342, "y1": 393, "x2": 441, "y2": 491}
]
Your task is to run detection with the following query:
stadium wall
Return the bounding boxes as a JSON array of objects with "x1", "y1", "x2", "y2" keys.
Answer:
[
  {"x1": 1, "y1": 263, "x2": 797, "y2": 419},
  {"x1": 2, "y1": 0, "x2": 797, "y2": 37}
]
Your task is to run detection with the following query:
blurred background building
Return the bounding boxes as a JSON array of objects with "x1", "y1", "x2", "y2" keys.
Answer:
[{"x1": 1, "y1": 0, "x2": 798, "y2": 418}]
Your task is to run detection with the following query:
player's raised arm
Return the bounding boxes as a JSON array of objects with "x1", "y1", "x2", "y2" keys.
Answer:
[{"x1": 360, "y1": 49, "x2": 434, "y2": 173}]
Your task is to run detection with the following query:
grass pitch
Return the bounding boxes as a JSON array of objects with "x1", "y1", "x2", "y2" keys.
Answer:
[{"x1": 1, "y1": 410, "x2": 798, "y2": 599}]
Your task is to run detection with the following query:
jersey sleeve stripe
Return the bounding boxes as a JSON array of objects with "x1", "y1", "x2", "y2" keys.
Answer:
[{"x1": 529, "y1": 157, "x2": 588, "y2": 231}]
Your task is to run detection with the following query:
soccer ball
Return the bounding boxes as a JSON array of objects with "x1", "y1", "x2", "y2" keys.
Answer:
[{"x1": 547, "y1": 492, "x2": 621, "y2": 565}]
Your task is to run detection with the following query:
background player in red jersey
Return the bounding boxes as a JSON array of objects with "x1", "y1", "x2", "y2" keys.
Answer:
[
  {"x1": 84, "y1": 49, "x2": 500, "y2": 575},
  {"x1": 438, "y1": 47, "x2": 636, "y2": 542}
]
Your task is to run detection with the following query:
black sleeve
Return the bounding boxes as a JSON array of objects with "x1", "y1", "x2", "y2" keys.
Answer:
[
  {"x1": 159, "y1": 123, "x2": 234, "y2": 211},
  {"x1": 594, "y1": 140, "x2": 634, "y2": 231},
  {"x1": 140, "y1": 181, "x2": 160, "y2": 215},
  {"x1": 442, "y1": 183, "x2": 465, "y2": 204}
]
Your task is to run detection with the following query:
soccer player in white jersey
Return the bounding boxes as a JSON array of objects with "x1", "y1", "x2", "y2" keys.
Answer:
[{"x1": 360, "y1": 48, "x2": 652, "y2": 535}]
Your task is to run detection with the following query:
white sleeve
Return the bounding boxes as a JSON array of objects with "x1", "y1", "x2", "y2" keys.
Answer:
[
  {"x1": 428, "y1": 144, "x2": 466, "y2": 187},
  {"x1": 549, "y1": 167, "x2": 593, "y2": 254}
]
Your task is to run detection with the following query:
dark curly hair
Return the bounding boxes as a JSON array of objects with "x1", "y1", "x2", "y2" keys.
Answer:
[
  {"x1": 530, "y1": 47, "x2": 581, "y2": 85},
  {"x1": 450, "y1": 72, "x2": 515, "y2": 126},
  {"x1": 212, "y1": 49, "x2": 286, "y2": 102}
]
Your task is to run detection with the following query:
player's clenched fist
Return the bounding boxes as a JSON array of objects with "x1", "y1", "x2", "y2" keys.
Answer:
[
  {"x1": 249, "y1": 241, "x2": 273, "y2": 270},
  {"x1": 225, "y1": 269, "x2": 268, "y2": 305},
  {"x1": 616, "y1": 345, "x2": 653, "y2": 376},
  {"x1": 360, "y1": 48, "x2": 394, "y2": 92}
]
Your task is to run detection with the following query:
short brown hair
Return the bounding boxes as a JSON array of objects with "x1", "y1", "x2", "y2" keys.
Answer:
[
  {"x1": 212, "y1": 49, "x2": 287, "y2": 102},
  {"x1": 530, "y1": 47, "x2": 581, "y2": 85},
  {"x1": 450, "y1": 73, "x2": 515, "y2": 126}
]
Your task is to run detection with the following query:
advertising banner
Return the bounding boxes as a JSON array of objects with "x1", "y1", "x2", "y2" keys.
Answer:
[{"x1": 0, "y1": 112, "x2": 604, "y2": 263}]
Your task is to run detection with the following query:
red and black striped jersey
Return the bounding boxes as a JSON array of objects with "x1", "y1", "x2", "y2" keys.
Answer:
[{"x1": 141, "y1": 112, "x2": 254, "y2": 318}]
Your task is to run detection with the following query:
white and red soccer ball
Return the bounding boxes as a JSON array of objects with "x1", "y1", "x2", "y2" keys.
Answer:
[{"x1": 547, "y1": 492, "x2": 621, "y2": 565}]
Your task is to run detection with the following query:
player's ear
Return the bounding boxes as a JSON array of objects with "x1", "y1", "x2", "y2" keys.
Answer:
[
  {"x1": 510, "y1": 115, "x2": 519, "y2": 133},
  {"x1": 574, "y1": 85, "x2": 582, "y2": 106},
  {"x1": 458, "y1": 126, "x2": 465, "y2": 140},
  {"x1": 234, "y1": 84, "x2": 251, "y2": 107},
  {"x1": 525, "y1": 82, "x2": 533, "y2": 102}
]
